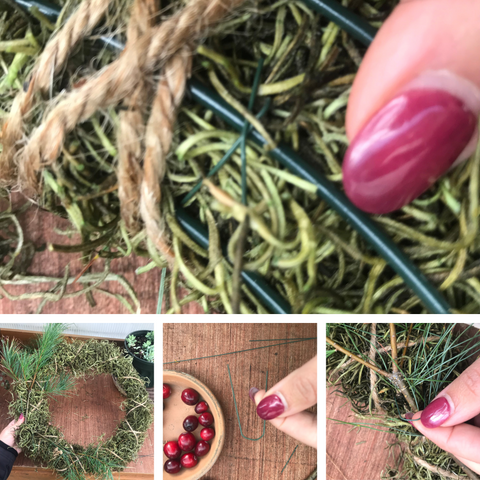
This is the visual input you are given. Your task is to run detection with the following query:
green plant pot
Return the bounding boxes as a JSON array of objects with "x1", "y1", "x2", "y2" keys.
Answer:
[{"x1": 125, "y1": 330, "x2": 154, "y2": 388}]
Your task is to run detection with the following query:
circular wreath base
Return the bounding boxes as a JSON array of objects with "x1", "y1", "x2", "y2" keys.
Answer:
[{"x1": 8, "y1": 338, "x2": 153, "y2": 480}]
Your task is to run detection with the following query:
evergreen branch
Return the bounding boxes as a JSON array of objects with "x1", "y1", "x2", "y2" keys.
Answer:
[
  {"x1": 39, "y1": 372, "x2": 76, "y2": 398},
  {"x1": 30, "y1": 323, "x2": 68, "y2": 389}
]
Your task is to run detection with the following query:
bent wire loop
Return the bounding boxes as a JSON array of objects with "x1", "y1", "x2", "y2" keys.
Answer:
[{"x1": 227, "y1": 364, "x2": 268, "y2": 441}]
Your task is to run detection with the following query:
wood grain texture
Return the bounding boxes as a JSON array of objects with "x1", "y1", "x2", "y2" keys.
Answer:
[
  {"x1": 0, "y1": 331, "x2": 153, "y2": 479},
  {"x1": 326, "y1": 386, "x2": 397, "y2": 480},
  {"x1": 0, "y1": 198, "x2": 204, "y2": 314},
  {"x1": 163, "y1": 323, "x2": 317, "y2": 480}
]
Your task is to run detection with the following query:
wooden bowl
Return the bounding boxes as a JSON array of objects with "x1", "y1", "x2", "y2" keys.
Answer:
[{"x1": 163, "y1": 370, "x2": 225, "y2": 479}]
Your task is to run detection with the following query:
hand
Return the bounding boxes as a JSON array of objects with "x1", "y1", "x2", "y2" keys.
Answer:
[
  {"x1": 409, "y1": 356, "x2": 480, "y2": 474},
  {"x1": 250, "y1": 356, "x2": 317, "y2": 448},
  {"x1": 343, "y1": 0, "x2": 480, "y2": 214},
  {"x1": 0, "y1": 414, "x2": 25, "y2": 454}
]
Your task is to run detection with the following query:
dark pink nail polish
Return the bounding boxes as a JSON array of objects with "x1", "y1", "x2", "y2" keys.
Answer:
[
  {"x1": 421, "y1": 397, "x2": 451, "y2": 428},
  {"x1": 256, "y1": 394, "x2": 285, "y2": 420},
  {"x1": 19, "y1": 414, "x2": 24, "y2": 421},
  {"x1": 405, "y1": 412, "x2": 413, "y2": 420},
  {"x1": 249, "y1": 387, "x2": 259, "y2": 402},
  {"x1": 343, "y1": 89, "x2": 477, "y2": 214}
]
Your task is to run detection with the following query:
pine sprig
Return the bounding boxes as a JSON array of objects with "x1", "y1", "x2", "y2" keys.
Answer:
[{"x1": 30, "y1": 323, "x2": 70, "y2": 387}]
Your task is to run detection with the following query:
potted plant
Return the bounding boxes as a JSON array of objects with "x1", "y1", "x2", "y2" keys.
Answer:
[{"x1": 125, "y1": 330, "x2": 154, "y2": 387}]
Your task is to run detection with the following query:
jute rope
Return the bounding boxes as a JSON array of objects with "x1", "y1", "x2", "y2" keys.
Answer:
[
  {"x1": 117, "y1": 0, "x2": 158, "y2": 233},
  {"x1": 0, "y1": 0, "x2": 114, "y2": 186},
  {"x1": 1, "y1": 0, "x2": 247, "y2": 260},
  {"x1": 140, "y1": 46, "x2": 192, "y2": 262},
  {"x1": 17, "y1": 0, "x2": 246, "y2": 192}
]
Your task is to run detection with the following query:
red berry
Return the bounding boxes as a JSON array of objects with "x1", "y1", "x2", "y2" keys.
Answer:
[
  {"x1": 195, "y1": 440, "x2": 210, "y2": 457},
  {"x1": 195, "y1": 401, "x2": 209, "y2": 414},
  {"x1": 200, "y1": 427, "x2": 215, "y2": 441},
  {"x1": 163, "y1": 384, "x2": 172, "y2": 399},
  {"x1": 178, "y1": 432, "x2": 196, "y2": 452},
  {"x1": 163, "y1": 441, "x2": 181, "y2": 459},
  {"x1": 181, "y1": 388, "x2": 200, "y2": 406},
  {"x1": 164, "y1": 459, "x2": 181, "y2": 473},
  {"x1": 183, "y1": 415, "x2": 199, "y2": 432},
  {"x1": 198, "y1": 412, "x2": 214, "y2": 427},
  {"x1": 181, "y1": 452, "x2": 198, "y2": 469}
]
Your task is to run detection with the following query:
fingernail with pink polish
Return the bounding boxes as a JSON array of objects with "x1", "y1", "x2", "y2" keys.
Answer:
[
  {"x1": 249, "y1": 387, "x2": 259, "y2": 402},
  {"x1": 256, "y1": 394, "x2": 286, "y2": 420},
  {"x1": 19, "y1": 414, "x2": 24, "y2": 421},
  {"x1": 343, "y1": 79, "x2": 478, "y2": 214},
  {"x1": 421, "y1": 397, "x2": 451, "y2": 428},
  {"x1": 405, "y1": 412, "x2": 414, "y2": 420}
]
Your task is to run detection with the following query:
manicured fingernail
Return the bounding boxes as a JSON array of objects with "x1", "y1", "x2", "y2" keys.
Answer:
[
  {"x1": 256, "y1": 394, "x2": 285, "y2": 420},
  {"x1": 249, "y1": 387, "x2": 259, "y2": 402},
  {"x1": 19, "y1": 414, "x2": 24, "y2": 421},
  {"x1": 421, "y1": 397, "x2": 451, "y2": 428},
  {"x1": 405, "y1": 412, "x2": 413, "y2": 420},
  {"x1": 343, "y1": 89, "x2": 477, "y2": 214}
]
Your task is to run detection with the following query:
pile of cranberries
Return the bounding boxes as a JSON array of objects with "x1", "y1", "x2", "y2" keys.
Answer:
[{"x1": 163, "y1": 385, "x2": 216, "y2": 474}]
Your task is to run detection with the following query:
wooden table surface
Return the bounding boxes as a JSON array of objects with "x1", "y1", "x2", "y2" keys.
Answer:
[
  {"x1": 163, "y1": 323, "x2": 318, "y2": 480},
  {"x1": 0, "y1": 199, "x2": 203, "y2": 314},
  {"x1": 326, "y1": 386, "x2": 397, "y2": 480}
]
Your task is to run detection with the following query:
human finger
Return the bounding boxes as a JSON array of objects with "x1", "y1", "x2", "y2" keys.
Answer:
[
  {"x1": 419, "y1": 357, "x2": 480, "y2": 428},
  {"x1": 252, "y1": 389, "x2": 317, "y2": 448},
  {"x1": 410, "y1": 411, "x2": 480, "y2": 464},
  {"x1": 343, "y1": 0, "x2": 480, "y2": 214},
  {"x1": 251, "y1": 356, "x2": 317, "y2": 421}
]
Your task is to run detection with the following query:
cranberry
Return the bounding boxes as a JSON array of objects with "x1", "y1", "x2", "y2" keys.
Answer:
[
  {"x1": 195, "y1": 401, "x2": 209, "y2": 414},
  {"x1": 181, "y1": 388, "x2": 200, "y2": 406},
  {"x1": 181, "y1": 452, "x2": 198, "y2": 469},
  {"x1": 178, "y1": 432, "x2": 196, "y2": 452},
  {"x1": 195, "y1": 440, "x2": 210, "y2": 457},
  {"x1": 200, "y1": 427, "x2": 215, "y2": 441},
  {"x1": 198, "y1": 412, "x2": 214, "y2": 427},
  {"x1": 183, "y1": 415, "x2": 199, "y2": 432},
  {"x1": 163, "y1": 384, "x2": 172, "y2": 399},
  {"x1": 164, "y1": 459, "x2": 181, "y2": 473},
  {"x1": 163, "y1": 441, "x2": 182, "y2": 459}
]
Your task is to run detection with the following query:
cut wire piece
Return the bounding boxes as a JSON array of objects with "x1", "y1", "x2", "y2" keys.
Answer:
[
  {"x1": 227, "y1": 364, "x2": 267, "y2": 441},
  {"x1": 163, "y1": 339, "x2": 312, "y2": 365},
  {"x1": 281, "y1": 444, "x2": 299, "y2": 474},
  {"x1": 249, "y1": 337, "x2": 317, "y2": 342}
]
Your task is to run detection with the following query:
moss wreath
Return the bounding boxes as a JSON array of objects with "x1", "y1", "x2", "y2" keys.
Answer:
[{"x1": 6, "y1": 338, "x2": 154, "y2": 480}]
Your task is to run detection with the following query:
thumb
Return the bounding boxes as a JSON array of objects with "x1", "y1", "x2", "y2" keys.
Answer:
[
  {"x1": 15, "y1": 414, "x2": 25, "y2": 428},
  {"x1": 343, "y1": 0, "x2": 480, "y2": 214},
  {"x1": 253, "y1": 356, "x2": 317, "y2": 421}
]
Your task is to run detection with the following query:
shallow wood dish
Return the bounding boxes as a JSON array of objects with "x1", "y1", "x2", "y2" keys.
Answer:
[{"x1": 163, "y1": 370, "x2": 225, "y2": 479}]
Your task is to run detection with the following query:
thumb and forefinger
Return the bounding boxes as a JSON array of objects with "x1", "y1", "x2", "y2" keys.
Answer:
[
  {"x1": 344, "y1": 0, "x2": 480, "y2": 214},
  {"x1": 408, "y1": 356, "x2": 480, "y2": 470},
  {"x1": 250, "y1": 356, "x2": 317, "y2": 448}
]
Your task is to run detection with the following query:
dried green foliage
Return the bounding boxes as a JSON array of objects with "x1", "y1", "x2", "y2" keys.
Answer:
[
  {"x1": 1, "y1": 0, "x2": 480, "y2": 313},
  {"x1": 327, "y1": 323, "x2": 480, "y2": 480},
  {"x1": 1, "y1": 324, "x2": 153, "y2": 480}
]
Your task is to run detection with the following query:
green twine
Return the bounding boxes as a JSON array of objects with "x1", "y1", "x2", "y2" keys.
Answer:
[
  {"x1": 227, "y1": 364, "x2": 267, "y2": 441},
  {"x1": 163, "y1": 338, "x2": 315, "y2": 364},
  {"x1": 281, "y1": 444, "x2": 299, "y2": 474},
  {"x1": 156, "y1": 267, "x2": 167, "y2": 314}
]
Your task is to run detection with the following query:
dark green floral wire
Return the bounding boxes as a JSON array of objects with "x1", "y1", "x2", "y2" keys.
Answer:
[{"x1": 227, "y1": 364, "x2": 267, "y2": 441}]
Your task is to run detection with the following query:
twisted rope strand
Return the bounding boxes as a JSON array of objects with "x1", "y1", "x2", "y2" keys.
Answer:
[
  {"x1": 17, "y1": 0, "x2": 246, "y2": 190},
  {"x1": 140, "y1": 46, "x2": 192, "y2": 262},
  {"x1": 1, "y1": 0, "x2": 114, "y2": 187},
  {"x1": 117, "y1": 0, "x2": 158, "y2": 233}
]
